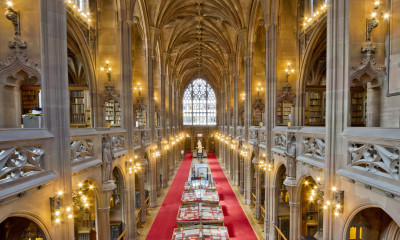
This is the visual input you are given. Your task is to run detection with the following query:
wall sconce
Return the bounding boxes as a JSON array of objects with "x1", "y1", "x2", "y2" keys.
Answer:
[
  {"x1": 134, "y1": 83, "x2": 143, "y2": 97},
  {"x1": 101, "y1": 60, "x2": 116, "y2": 95},
  {"x1": 101, "y1": 60, "x2": 112, "y2": 80},
  {"x1": 151, "y1": 145, "x2": 161, "y2": 158},
  {"x1": 50, "y1": 190, "x2": 73, "y2": 223},
  {"x1": 4, "y1": 1, "x2": 20, "y2": 36},
  {"x1": 282, "y1": 62, "x2": 295, "y2": 92},
  {"x1": 127, "y1": 155, "x2": 141, "y2": 174},
  {"x1": 256, "y1": 83, "x2": 264, "y2": 97},
  {"x1": 240, "y1": 145, "x2": 249, "y2": 157},
  {"x1": 323, "y1": 187, "x2": 344, "y2": 216},
  {"x1": 366, "y1": 1, "x2": 389, "y2": 42}
]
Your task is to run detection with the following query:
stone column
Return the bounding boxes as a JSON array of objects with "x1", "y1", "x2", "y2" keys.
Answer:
[
  {"x1": 324, "y1": 0, "x2": 349, "y2": 239},
  {"x1": 243, "y1": 53, "x2": 253, "y2": 205},
  {"x1": 285, "y1": 182, "x2": 300, "y2": 240},
  {"x1": 156, "y1": 157, "x2": 161, "y2": 196},
  {"x1": 139, "y1": 164, "x2": 146, "y2": 223},
  {"x1": 255, "y1": 164, "x2": 262, "y2": 219},
  {"x1": 226, "y1": 74, "x2": 231, "y2": 174},
  {"x1": 97, "y1": 182, "x2": 116, "y2": 240},
  {"x1": 40, "y1": 0, "x2": 73, "y2": 238},
  {"x1": 240, "y1": 156, "x2": 244, "y2": 194},
  {"x1": 232, "y1": 55, "x2": 239, "y2": 185},
  {"x1": 146, "y1": 27, "x2": 160, "y2": 208},
  {"x1": 160, "y1": 53, "x2": 168, "y2": 188},
  {"x1": 264, "y1": 17, "x2": 277, "y2": 238},
  {"x1": 119, "y1": 8, "x2": 137, "y2": 236}
]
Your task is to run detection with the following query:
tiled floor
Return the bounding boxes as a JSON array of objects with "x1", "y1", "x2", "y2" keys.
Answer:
[{"x1": 137, "y1": 158, "x2": 264, "y2": 240}]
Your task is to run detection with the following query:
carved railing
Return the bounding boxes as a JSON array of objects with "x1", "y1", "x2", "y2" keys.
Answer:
[
  {"x1": 348, "y1": 143, "x2": 399, "y2": 180},
  {"x1": 141, "y1": 128, "x2": 151, "y2": 146},
  {"x1": 249, "y1": 126, "x2": 259, "y2": 145},
  {"x1": 272, "y1": 127, "x2": 289, "y2": 153},
  {"x1": 70, "y1": 138, "x2": 95, "y2": 163},
  {"x1": 271, "y1": 127, "x2": 326, "y2": 169},
  {"x1": 70, "y1": 128, "x2": 128, "y2": 172},
  {"x1": 258, "y1": 127, "x2": 266, "y2": 145},
  {"x1": 338, "y1": 128, "x2": 400, "y2": 201},
  {"x1": 297, "y1": 127, "x2": 326, "y2": 169},
  {"x1": 236, "y1": 126, "x2": 243, "y2": 139},
  {"x1": 133, "y1": 129, "x2": 141, "y2": 149},
  {"x1": 0, "y1": 129, "x2": 57, "y2": 201},
  {"x1": 0, "y1": 145, "x2": 45, "y2": 184}
]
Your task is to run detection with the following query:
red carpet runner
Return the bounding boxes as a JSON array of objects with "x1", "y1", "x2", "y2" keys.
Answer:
[
  {"x1": 146, "y1": 153, "x2": 193, "y2": 240},
  {"x1": 208, "y1": 152, "x2": 258, "y2": 240}
]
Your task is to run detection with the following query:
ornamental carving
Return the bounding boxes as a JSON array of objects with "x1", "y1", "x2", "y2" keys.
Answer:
[
  {"x1": 0, "y1": 146, "x2": 44, "y2": 183},
  {"x1": 0, "y1": 49, "x2": 40, "y2": 86},
  {"x1": 274, "y1": 133, "x2": 287, "y2": 150},
  {"x1": 303, "y1": 137, "x2": 325, "y2": 159},
  {"x1": 112, "y1": 135, "x2": 127, "y2": 158},
  {"x1": 70, "y1": 139, "x2": 94, "y2": 163},
  {"x1": 349, "y1": 143, "x2": 399, "y2": 180}
]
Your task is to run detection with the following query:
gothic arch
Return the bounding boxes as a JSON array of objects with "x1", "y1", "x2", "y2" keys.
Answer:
[
  {"x1": 0, "y1": 211, "x2": 52, "y2": 240},
  {"x1": 342, "y1": 202, "x2": 400, "y2": 239}
]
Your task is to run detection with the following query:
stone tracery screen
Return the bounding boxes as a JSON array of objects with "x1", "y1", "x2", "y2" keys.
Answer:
[{"x1": 183, "y1": 79, "x2": 216, "y2": 126}]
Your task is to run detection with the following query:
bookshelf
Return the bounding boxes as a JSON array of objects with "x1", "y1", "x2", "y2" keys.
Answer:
[
  {"x1": 21, "y1": 86, "x2": 40, "y2": 115},
  {"x1": 277, "y1": 101, "x2": 292, "y2": 126},
  {"x1": 306, "y1": 89, "x2": 326, "y2": 126},
  {"x1": 105, "y1": 100, "x2": 121, "y2": 127},
  {"x1": 136, "y1": 109, "x2": 147, "y2": 127},
  {"x1": 70, "y1": 89, "x2": 86, "y2": 127},
  {"x1": 351, "y1": 88, "x2": 366, "y2": 126}
]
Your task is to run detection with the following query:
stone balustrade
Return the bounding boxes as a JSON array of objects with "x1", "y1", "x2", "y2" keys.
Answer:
[{"x1": 338, "y1": 128, "x2": 400, "y2": 201}]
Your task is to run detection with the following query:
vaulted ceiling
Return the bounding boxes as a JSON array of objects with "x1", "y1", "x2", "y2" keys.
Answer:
[{"x1": 134, "y1": 0, "x2": 263, "y2": 94}]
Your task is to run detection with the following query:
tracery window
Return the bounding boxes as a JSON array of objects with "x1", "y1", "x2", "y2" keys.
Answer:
[{"x1": 183, "y1": 79, "x2": 216, "y2": 126}]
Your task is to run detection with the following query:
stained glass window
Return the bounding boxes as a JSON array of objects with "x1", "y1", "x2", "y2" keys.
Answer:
[{"x1": 183, "y1": 79, "x2": 216, "y2": 125}]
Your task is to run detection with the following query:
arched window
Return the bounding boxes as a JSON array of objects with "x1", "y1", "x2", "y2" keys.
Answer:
[{"x1": 183, "y1": 79, "x2": 216, "y2": 126}]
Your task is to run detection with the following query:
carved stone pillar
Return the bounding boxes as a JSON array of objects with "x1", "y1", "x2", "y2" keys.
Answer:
[
  {"x1": 254, "y1": 164, "x2": 262, "y2": 219},
  {"x1": 156, "y1": 157, "x2": 161, "y2": 196},
  {"x1": 40, "y1": 0, "x2": 72, "y2": 238},
  {"x1": 285, "y1": 181, "x2": 299, "y2": 240},
  {"x1": 244, "y1": 153, "x2": 253, "y2": 205},
  {"x1": 97, "y1": 181, "x2": 116, "y2": 240},
  {"x1": 240, "y1": 157, "x2": 244, "y2": 194},
  {"x1": 139, "y1": 165, "x2": 146, "y2": 223}
]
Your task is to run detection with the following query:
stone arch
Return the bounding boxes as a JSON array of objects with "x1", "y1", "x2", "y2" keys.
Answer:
[
  {"x1": 342, "y1": 204, "x2": 400, "y2": 240},
  {"x1": 296, "y1": 16, "x2": 327, "y2": 126},
  {"x1": 0, "y1": 213, "x2": 51, "y2": 240}
]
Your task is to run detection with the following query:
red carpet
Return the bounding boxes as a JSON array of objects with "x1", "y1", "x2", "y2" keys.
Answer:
[
  {"x1": 208, "y1": 152, "x2": 258, "y2": 240},
  {"x1": 146, "y1": 153, "x2": 193, "y2": 240}
]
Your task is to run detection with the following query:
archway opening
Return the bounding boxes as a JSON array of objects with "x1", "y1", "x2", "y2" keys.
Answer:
[
  {"x1": 0, "y1": 217, "x2": 47, "y2": 240},
  {"x1": 346, "y1": 207, "x2": 400, "y2": 240}
]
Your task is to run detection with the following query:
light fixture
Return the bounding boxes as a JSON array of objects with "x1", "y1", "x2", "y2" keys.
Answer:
[
  {"x1": 134, "y1": 83, "x2": 143, "y2": 97},
  {"x1": 50, "y1": 190, "x2": 73, "y2": 223},
  {"x1": 322, "y1": 187, "x2": 344, "y2": 217},
  {"x1": 256, "y1": 82, "x2": 264, "y2": 97}
]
